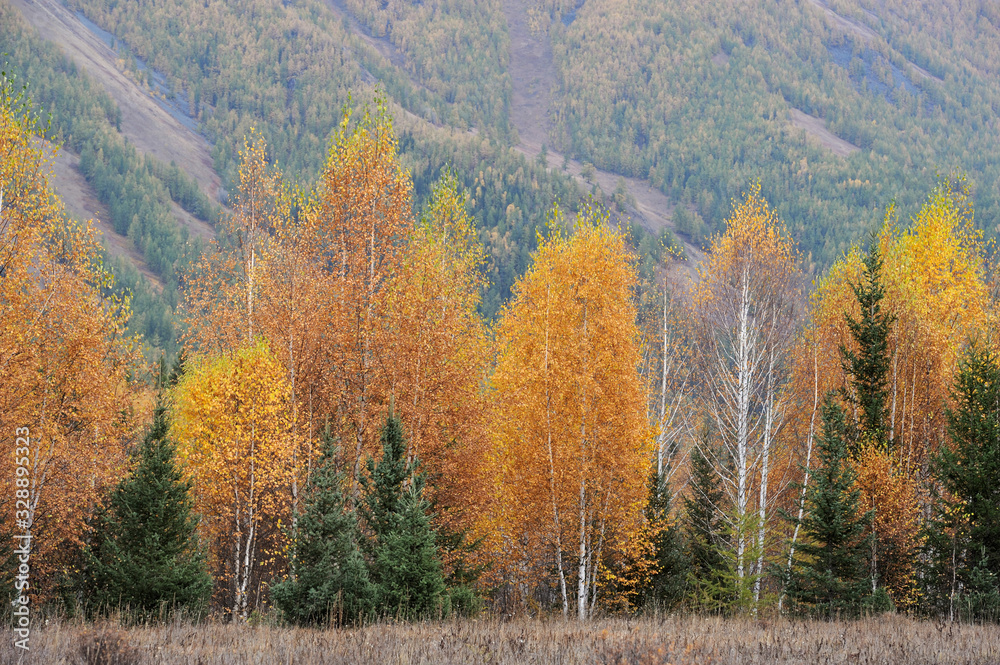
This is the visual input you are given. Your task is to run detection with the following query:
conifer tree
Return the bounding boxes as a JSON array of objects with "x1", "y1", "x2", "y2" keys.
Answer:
[
  {"x1": 840, "y1": 234, "x2": 895, "y2": 451},
  {"x1": 361, "y1": 413, "x2": 411, "y2": 547},
  {"x1": 926, "y1": 345, "x2": 1000, "y2": 621},
  {"x1": 683, "y1": 443, "x2": 728, "y2": 611},
  {"x1": 374, "y1": 481, "x2": 448, "y2": 618},
  {"x1": 168, "y1": 349, "x2": 187, "y2": 387},
  {"x1": 272, "y1": 428, "x2": 374, "y2": 626},
  {"x1": 83, "y1": 402, "x2": 210, "y2": 619},
  {"x1": 838, "y1": 234, "x2": 913, "y2": 602},
  {"x1": 641, "y1": 469, "x2": 688, "y2": 610},
  {"x1": 784, "y1": 396, "x2": 872, "y2": 618},
  {"x1": 362, "y1": 409, "x2": 448, "y2": 618}
]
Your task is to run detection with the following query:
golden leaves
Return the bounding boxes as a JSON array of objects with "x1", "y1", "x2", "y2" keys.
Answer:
[
  {"x1": 171, "y1": 342, "x2": 293, "y2": 614},
  {"x1": 804, "y1": 181, "x2": 991, "y2": 471},
  {"x1": 484, "y1": 206, "x2": 653, "y2": 606},
  {"x1": 383, "y1": 171, "x2": 491, "y2": 539},
  {"x1": 180, "y1": 110, "x2": 492, "y2": 578},
  {"x1": 852, "y1": 442, "x2": 923, "y2": 609}
]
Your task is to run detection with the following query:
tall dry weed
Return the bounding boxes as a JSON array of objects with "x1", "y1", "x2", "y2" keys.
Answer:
[{"x1": 1, "y1": 614, "x2": 997, "y2": 664}]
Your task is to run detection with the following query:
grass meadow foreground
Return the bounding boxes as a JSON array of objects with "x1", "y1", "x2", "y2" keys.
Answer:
[{"x1": 2, "y1": 615, "x2": 998, "y2": 665}]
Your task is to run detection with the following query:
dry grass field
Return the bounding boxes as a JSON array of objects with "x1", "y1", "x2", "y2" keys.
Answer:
[{"x1": 3, "y1": 614, "x2": 998, "y2": 665}]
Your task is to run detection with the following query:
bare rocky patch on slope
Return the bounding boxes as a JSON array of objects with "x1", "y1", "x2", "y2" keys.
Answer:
[
  {"x1": 500, "y1": 0, "x2": 702, "y2": 265},
  {"x1": 789, "y1": 109, "x2": 860, "y2": 158},
  {"x1": 11, "y1": 0, "x2": 219, "y2": 240}
]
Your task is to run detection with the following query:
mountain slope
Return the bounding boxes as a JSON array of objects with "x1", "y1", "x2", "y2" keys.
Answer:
[
  {"x1": 7, "y1": 0, "x2": 999, "y2": 353},
  {"x1": 545, "y1": 0, "x2": 1000, "y2": 260}
]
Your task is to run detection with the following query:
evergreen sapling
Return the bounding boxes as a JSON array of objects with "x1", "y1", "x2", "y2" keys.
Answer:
[
  {"x1": 784, "y1": 396, "x2": 872, "y2": 618},
  {"x1": 272, "y1": 427, "x2": 374, "y2": 626},
  {"x1": 83, "y1": 402, "x2": 211, "y2": 619}
]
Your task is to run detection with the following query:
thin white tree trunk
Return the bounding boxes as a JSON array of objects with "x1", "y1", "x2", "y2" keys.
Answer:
[
  {"x1": 780, "y1": 346, "x2": 819, "y2": 612},
  {"x1": 232, "y1": 484, "x2": 242, "y2": 619},
  {"x1": 577, "y1": 300, "x2": 590, "y2": 620},
  {"x1": 289, "y1": 330, "x2": 298, "y2": 570},
  {"x1": 247, "y1": 247, "x2": 255, "y2": 341},
  {"x1": 543, "y1": 283, "x2": 569, "y2": 618},
  {"x1": 587, "y1": 496, "x2": 610, "y2": 610},
  {"x1": 754, "y1": 349, "x2": 777, "y2": 608},
  {"x1": 658, "y1": 288, "x2": 669, "y2": 476},
  {"x1": 735, "y1": 268, "x2": 753, "y2": 582},
  {"x1": 577, "y1": 476, "x2": 587, "y2": 620},
  {"x1": 890, "y1": 346, "x2": 898, "y2": 444}
]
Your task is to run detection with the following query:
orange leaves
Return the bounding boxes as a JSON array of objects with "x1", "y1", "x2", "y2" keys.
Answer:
[
  {"x1": 304, "y1": 104, "x2": 412, "y2": 486},
  {"x1": 184, "y1": 129, "x2": 292, "y2": 354},
  {"x1": 179, "y1": 108, "x2": 491, "y2": 568},
  {"x1": 852, "y1": 443, "x2": 923, "y2": 609},
  {"x1": 690, "y1": 184, "x2": 802, "y2": 599},
  {"x1": 0, "y1": 80, "x2": 138, "y2": 602},
  {"x1": 792, "y1": 182, "x2": 990, "y2": 610},
  {"x1": 383, "y1": 172, "x2": 490, "y2": 540},
  {"x1": 695, "y1": 183, "x2": 799, "y2": 302},
  {"x1": 804, "y1": 182, "x2": 991, "y2": 471},
  {"x1": 485, "y1": 207, "x2": 652, "y2": 614}
]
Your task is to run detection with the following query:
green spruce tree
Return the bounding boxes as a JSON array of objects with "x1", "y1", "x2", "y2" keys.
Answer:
[
  {"x1": 83, "y1": 402, "x2": 211, "y2": 619},
  {"x1": 784, "y1": 396, "x2": 872, "y2": 618},
  {"x1": 361, "y1": 413, "x2": 411, "y2": 548},
  {"x1": 926, "y1": 345, "x2": 1000, "y2": 621},
  {"x1": 840, "y1": 233, "x2": 895, "y2": 452},
  {"x1": 683, "y1": 443, "x2": 728, "y2": 612},
  {"x1": 362, "y1": 409, "x2": 448, "y2": 618},
  {"x1": 429, "y1": 505, "x2": 485, "y2": 617},
  {"x1": 168, "y1": 348, "x2": 187, "y2": 387},
  {"x1": 640, "y1": 469, "x2": 688, "y2": 611},
  {"x1": 374, "y1": 480, "x2": 448, "y2": 618},
  {"x1": 272, "y1": 428, "x2": 374, "y2": 626}
]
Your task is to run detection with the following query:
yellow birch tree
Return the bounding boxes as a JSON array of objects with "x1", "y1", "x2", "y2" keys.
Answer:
[
  {"x1": 172, "y1": 342, "x2": 293, "y2": 619},
  {"x1": 486, "y1": 205, "x2": 652, "y2": 619}
]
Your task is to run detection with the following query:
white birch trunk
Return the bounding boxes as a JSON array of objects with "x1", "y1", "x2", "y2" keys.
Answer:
[
  {"x1": 543, "y1": 283, "x2": 569, "y2": 618},
  {"x1": 577, "y1": 476, "x2": 587, "y2": 620},
  {"x1": 735, "y1": 267, "x2": 753, "y2": 582},
  {"x1": 780, "y1": 346, "x2": 819, "y2": 612},
  {"x1": 890, "y1": 345, "x2": 898, "y2": 444},
  {"x1": 753, "y1": 348, "x2": 777, "y2": 607},
  {"x1": 658, "y1": 288, "x2": 669, "y2": 476}
]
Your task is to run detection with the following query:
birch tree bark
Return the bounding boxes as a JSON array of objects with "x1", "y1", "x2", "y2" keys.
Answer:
[{"x1": 691, "y1": 185, "x2": 801, "y2": 611}]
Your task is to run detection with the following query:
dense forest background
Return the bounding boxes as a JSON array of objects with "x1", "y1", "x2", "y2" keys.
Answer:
[
  {"x1": 2, "y1": 0, "x2": 1000, "y2": 628},
  {"x1": 5, "y1": 0, "x2": 1000, "y2": 359}
]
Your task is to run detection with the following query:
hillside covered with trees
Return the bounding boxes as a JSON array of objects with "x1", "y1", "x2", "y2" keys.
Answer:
[
  {"x1": 2, "y1": 69, "x2": 999, "y2": 625},
  {"x1": 2, "y1": 0, "x2": 1000, "y2": 641},
  {"x1": 546, "y1": 0, "x2": 1000, "y2": 261},
  {"x1": 5, "y1": 0, "x2": 1000, "y2": 357}
]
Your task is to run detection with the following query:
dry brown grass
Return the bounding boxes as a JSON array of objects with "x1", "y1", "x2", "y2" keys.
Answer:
[{"x1": 3, "y1": 614, "x2": 998, "y2": 664}]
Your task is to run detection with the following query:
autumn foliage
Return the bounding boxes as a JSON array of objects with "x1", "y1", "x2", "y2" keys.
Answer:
[
  {"x1": 172, "y1": 343, "x2": 294, "y2": 618},
  {"x1": 788, "y1": 180, "x2": 991, "y2": 608},
  {"x1": 484, "y1": 207, "x2": 652, "y2": 618},
  {"x1": 0, "y1": 77, "x2": 139, "y2": 603},
  {"x1": 5, "y1": 71, "x2": 999, "y2": 622}
]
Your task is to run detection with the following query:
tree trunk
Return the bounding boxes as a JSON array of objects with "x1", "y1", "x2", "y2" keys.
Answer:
[
  {"x1": 735, "y1": 267, "x2": 753, "y2": 582},
  {"x1": 780, "y1": 346, "x2": 819, "y2": 612},
  {"x1": 543, "y1": 283, "x2": 569, "y2": 618},
  {"x1": 754, "y1": 348, "x2": 777, "y2": 608},
  {"x1": 577, "y1": 476, "x2": 587, "y2": 620}
]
